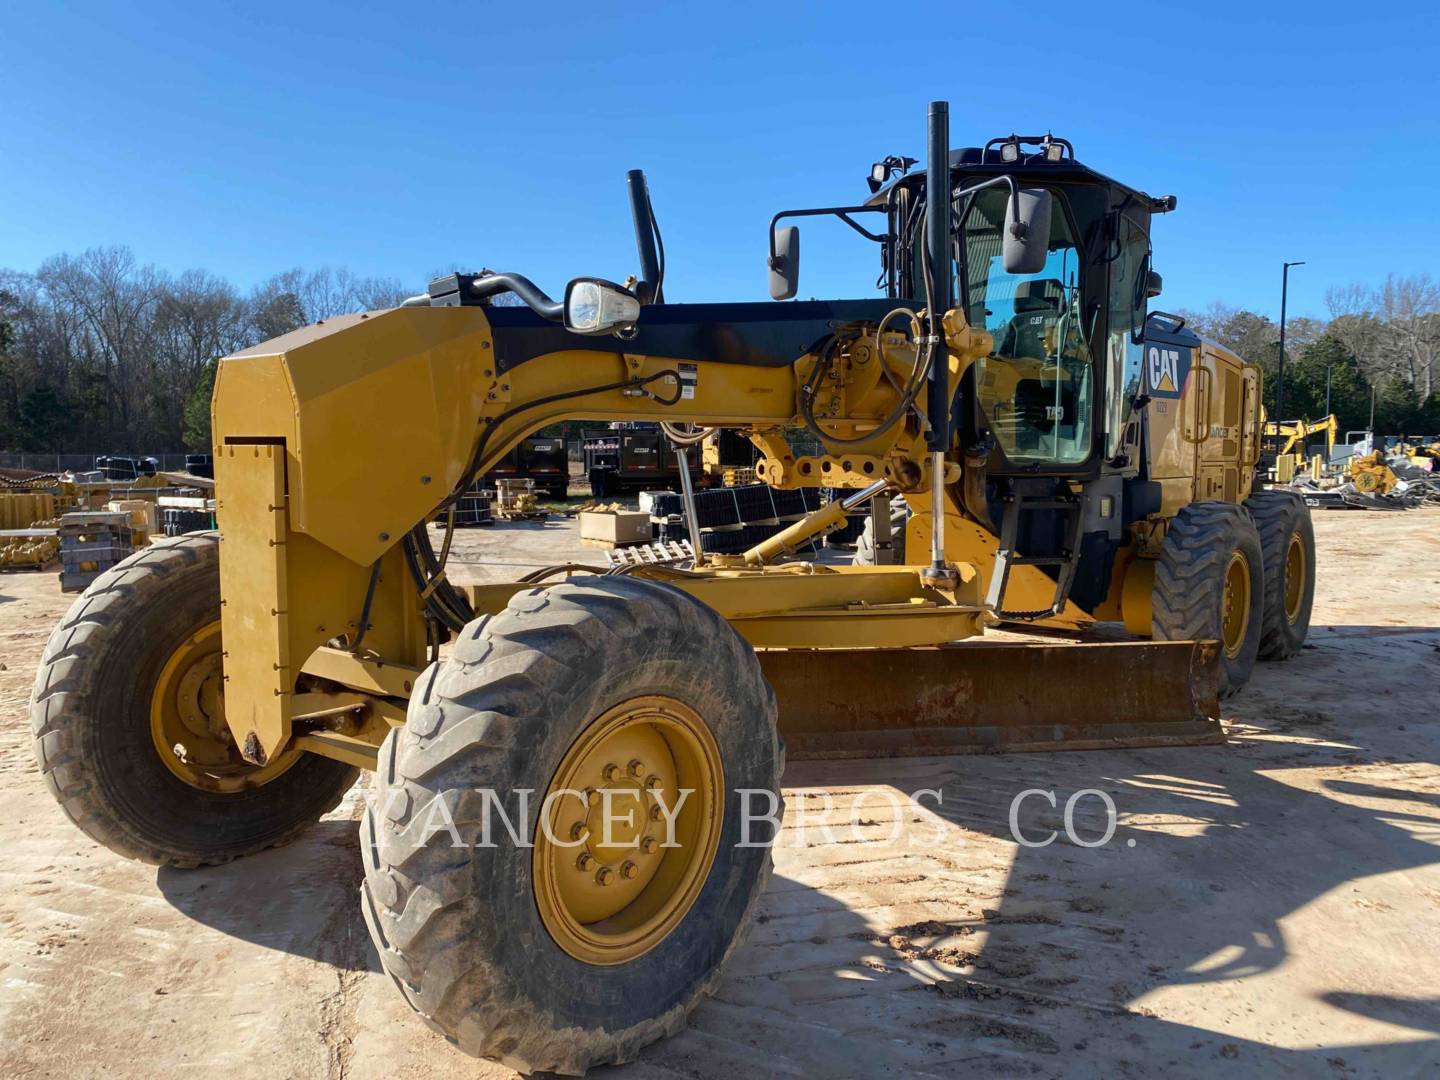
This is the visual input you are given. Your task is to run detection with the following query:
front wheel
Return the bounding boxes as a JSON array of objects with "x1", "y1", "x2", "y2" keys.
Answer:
[
  {"x1": 30, "y1": 533, "x2": 359, "y2": 867},
  {"x1": 361, "y1": 576, "x2": 781, "y2": 1075}
]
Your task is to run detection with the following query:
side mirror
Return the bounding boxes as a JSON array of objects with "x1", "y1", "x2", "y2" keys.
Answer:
[
  {"x1": 564, "y1": 278, "x2": 641, "y2": 335},
  {"x1": 1145, "y1": 269, "x2": 1163, "y2": 298},
  {"x1": 769, "y1": 225, "x2": 800, "y2": 301},
  {"x1": 1002, "y1": 188, "x2": 1052, "y2": 275}
]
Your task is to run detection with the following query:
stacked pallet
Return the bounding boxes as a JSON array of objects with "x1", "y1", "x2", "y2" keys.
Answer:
[
  {"x1": 58, "y1": 511, "x2": 134, "y2": 593},
  {"x1": 158, "y1": 494, "x2": 217, "y2": 536},
  {"x1": 162, "y1": 507, "x2": 216, "y2": 535},
  {"x1": 452, "y1": 485, "x2": 493, "y2": 527}
]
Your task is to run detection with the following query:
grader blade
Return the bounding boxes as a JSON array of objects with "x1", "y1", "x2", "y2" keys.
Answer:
[{"x1": 759, "y1": 640, "x2": 1222, "y2": 759}]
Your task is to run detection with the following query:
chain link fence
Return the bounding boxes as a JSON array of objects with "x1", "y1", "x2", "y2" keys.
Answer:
[{"x1": 0, "y1": 452, "x2": 194, "y2": 473}]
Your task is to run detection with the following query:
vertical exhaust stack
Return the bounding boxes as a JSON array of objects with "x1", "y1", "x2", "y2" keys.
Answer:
[
  {"x1": 923, "y1": 101, "x2": 956, "y2": 584},
  {"x1": 626, "y1": 169, "x2": 663, "y2": 304}
]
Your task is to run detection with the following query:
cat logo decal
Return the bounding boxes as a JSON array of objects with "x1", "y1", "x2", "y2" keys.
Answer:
[{"x1": 1146, "y1": 346, "x2": 1187, "y2": 396}]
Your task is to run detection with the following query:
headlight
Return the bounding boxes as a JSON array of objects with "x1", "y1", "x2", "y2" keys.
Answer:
[{"x1": 564, "y1": 278, "x2": 641, "y2": 335}]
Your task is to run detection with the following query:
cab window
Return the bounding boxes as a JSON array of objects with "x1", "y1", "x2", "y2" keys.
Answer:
[
  {"x1": 1105, "y1": 215, "x2": 1148, "y2": 458},
  {"x1": 961, "y1": 187, "x2": 1092, "y2": 465}
]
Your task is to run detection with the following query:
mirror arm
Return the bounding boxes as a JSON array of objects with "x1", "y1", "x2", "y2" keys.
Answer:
[
  {"x1": 768, "y1": 204, "x2": 887, "y2": 263},
  {"x1": 953, "y1": 175, "x2": 1024, "y2": 239}
]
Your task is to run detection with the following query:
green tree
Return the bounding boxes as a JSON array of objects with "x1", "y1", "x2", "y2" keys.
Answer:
[
  {"x1": 1285, "y1": 335, "x2": 1372, "y2": 433},
  {"x1": 182, "y1": 359, "x2": 217, "y2": 450}
]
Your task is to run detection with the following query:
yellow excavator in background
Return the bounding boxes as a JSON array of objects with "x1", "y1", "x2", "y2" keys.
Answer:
[
  {"x1": 30, "y1": 102, "x2": 1316, "y2": 1074},
  {"x1": 1262, "y1": 412, "x2": 1338, "y2": 482}
]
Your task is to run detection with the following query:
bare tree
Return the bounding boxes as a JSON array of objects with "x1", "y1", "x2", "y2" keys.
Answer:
[{"x1": 1327, "y1": 274, "x2": 1440, "y2": 402}]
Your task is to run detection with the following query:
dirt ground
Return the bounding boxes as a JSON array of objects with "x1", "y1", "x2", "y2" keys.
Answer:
[{"x1": 1, "y1": 508, "x2": 1438, "y2": 1078}]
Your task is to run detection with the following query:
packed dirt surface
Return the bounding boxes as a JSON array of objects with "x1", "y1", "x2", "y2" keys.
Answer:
[{"x1": 1, "y1": 509, "x2": 1437, "y2": 1078}]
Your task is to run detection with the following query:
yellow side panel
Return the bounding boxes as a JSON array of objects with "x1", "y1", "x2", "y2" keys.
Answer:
[{"x1": 215, "y1": 444, "x2": 291, "y2": 763}]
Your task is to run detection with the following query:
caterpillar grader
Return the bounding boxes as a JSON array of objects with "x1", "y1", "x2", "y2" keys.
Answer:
[{"x1": 30, "y1": 102, "x2": 1315, "y2": 1074}]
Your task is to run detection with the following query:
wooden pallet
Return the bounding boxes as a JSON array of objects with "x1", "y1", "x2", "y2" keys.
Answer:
[{"x1": 603, "y1": 539, "x2": 695, "y2": 567}]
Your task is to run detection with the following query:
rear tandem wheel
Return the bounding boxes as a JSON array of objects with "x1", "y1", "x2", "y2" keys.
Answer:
[{"x1": 1152, "y1": 502, "x2": 1265, "y2": 697}]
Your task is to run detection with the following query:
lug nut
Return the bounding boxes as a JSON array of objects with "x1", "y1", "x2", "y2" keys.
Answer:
[
  {"x1": 576, "y1": 853, "x2": 594, "y2": 871},
  {"x1": 602, "y1": 763, "x2": 622, "y2": 782},
  {"x1": 620, "y1": 861, "x2": 639, "y2": 879},
  {"x1": 569, "y1": 822, "x2": 589, "y2": 842},
  {"x1": 641, "y1": 836, "x2": 659, "y2": 854},
  {"x1": 595, "y1": 866, "x2": 614, "y2": 886},
  {"x1": 649, "y1": 804, "x2": 664, "y2": 822},
  {"x1": 645, "y1": 775, "x2": 663, "y2": 791},
  {"x1": 585, "y1": 787, "x2": 600, "y2": 806},
  {"x1": 627, "y1": 759, "x2": 645, "y2": 778}
]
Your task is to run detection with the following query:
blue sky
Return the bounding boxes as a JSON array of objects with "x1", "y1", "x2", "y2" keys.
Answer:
[{"x1": 3, "y1": 2, "x2": 1435, "y2": 321}]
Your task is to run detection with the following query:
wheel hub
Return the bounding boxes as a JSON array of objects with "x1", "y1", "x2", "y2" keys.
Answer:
[
  {"x1": 1283, "y1": 532, "x2": 1306, "y2": 624},
  {"x1": 534, "y1": 697, "x2": 724, "y2": 965},
  {"x1": 1220, "y1": 551, "x2": 1251, "y2": 658},
  {"x1": 149, "y1": 620, "x2": 299, "y2": 793}
]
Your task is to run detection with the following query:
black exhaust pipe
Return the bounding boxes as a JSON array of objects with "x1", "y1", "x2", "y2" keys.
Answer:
[
  {"x1": 925, "y1": 101, "x2": 952, "y2": 454},
  {"x1": 922, "y1": 100, "x2": 957, "y2": 583},
  {"x1": 626, "y1": 169, "x2": 663, "y2": 304}
]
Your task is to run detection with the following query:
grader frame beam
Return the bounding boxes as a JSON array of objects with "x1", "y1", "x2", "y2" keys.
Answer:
[{"x1": 211, "y1": 301, "x2": 1022, "y2": 764}]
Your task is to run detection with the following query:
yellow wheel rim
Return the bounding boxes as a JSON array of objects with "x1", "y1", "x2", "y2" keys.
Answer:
[
  {"x1": 1283, "y1": 533, "x2": 1306, "y2": 624},
  {"x1": 1220, "y1": 552, "x2": 1251, "y2": 659},
  {"x1": 534, "y1": 696, "x2": 724, "y2": 966},
  {"x1": 148, "y1": 620, "x2": 300, "y2": 793}
]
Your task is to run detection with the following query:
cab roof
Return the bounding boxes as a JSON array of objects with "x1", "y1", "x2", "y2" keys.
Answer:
[{"x1": 866, "y1": 146, "x2": 1158, "y2": 208}]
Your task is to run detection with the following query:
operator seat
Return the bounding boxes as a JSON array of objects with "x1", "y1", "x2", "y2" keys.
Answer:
[{"x1": 999, "y1": 278, "x2": 1063, "y2": 360}]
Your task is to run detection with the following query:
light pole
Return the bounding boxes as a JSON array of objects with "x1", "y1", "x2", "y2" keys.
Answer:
[{"x1": 1275, "y1": 260, "x2": 1305, "y2": 423}]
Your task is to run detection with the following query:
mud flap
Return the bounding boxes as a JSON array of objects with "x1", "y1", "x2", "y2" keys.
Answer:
[{"x1": 758, "y1": 640, "x2": 1222, "y2": 759}]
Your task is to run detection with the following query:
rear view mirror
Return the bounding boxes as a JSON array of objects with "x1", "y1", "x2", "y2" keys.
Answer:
[
  {"x1": 1145, "y1": 269, "x2": 1163, "y2": 298},
  {"x1": 769, "y1": 225, "x2": 800, "y2": 301},
  {"x1": 1003, "y1": 188, "x2": 1052, "y2": 275}
]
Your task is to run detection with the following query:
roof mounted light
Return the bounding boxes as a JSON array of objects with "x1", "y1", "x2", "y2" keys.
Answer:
[
  {"x1": 985, "y1": 133, "x2": 1074, "y2": 164},
  {"x1": 866, "y1": 154, "x2": 919, "y2": 193}
]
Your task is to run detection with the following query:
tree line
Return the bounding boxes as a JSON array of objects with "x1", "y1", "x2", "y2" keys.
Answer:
[
  {"x1": 2, "y1": 247, "x2": 1437, "y2": 454},
  {"x1": 1175, "y1": 272, "x2": 1440, "y2": 437},
  {"x1": 0, "y1": 246, "x2": 407, "y2": 453}
]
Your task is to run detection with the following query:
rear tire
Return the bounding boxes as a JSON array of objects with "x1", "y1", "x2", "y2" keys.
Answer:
[
  {"x1": 1153, "y1": 502, "x2": 1264, "y2": 697},
  {"x1": 361, "y1": 577, "x2": 781, "y2": 1075},
  {"x1": 854, "y1": 496, "x2": 910, "y2": 566},
  {"x1": 1244, "y1": 490, "x2": 1316, "y2": 660},
  {"x1": 29, "y1": 533, "x2": 359, "y2": 868}
]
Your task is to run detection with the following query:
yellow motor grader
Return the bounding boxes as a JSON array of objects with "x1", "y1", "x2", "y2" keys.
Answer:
[{"x1": 30, "y1": 102, "x2": 1315, "y2": 1074}]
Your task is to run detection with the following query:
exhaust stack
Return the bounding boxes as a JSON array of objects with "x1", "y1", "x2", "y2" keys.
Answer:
[{"x1": 626, "y1": 169, "x2": 663, "y2": 304}]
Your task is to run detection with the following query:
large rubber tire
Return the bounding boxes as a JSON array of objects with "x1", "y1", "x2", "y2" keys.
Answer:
[
  {"x1": 361, "y1": 577, "x2": 781, "y2": 1076},
  {"x1": 30, "y1": 533, "x2": 359, "y2": 867},
  {"x1": 1153, "y1": 502, "x2": 1265, "y2": 698},
  {"x1": 854, "y1": 496, "x2": 910, "y2": 566},
  {"x1": 1244, "y1": 490, "x2": 1316, "y2": 661}
]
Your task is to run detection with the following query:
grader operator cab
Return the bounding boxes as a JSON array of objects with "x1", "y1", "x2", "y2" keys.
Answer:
[{"x1": 31, "y1": 102, "x2": 1315, "y2": 1074}]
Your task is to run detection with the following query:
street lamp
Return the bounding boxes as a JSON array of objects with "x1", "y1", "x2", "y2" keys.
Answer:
[{"x1": 1275, "y1": 260, "x2": 1305, "y2": 423}]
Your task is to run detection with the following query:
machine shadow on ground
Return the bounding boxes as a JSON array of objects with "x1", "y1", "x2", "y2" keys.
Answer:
[
  {"x1": 150, "y1": 626, "x2": 1440, "y2": 1076},
  {"x1": 156, "y1": 815, "x2": 380, "y2": 974}
]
